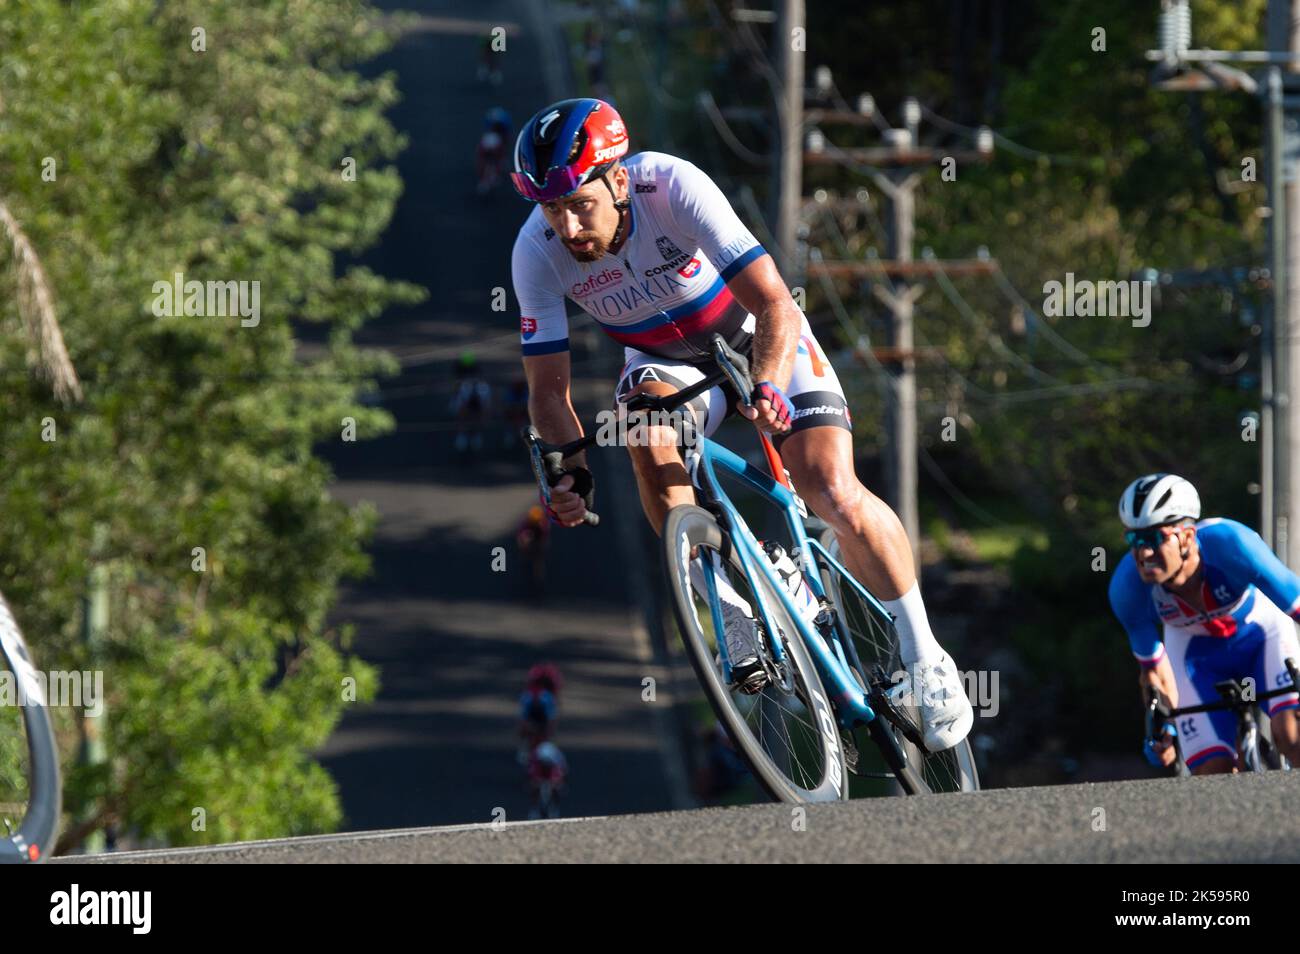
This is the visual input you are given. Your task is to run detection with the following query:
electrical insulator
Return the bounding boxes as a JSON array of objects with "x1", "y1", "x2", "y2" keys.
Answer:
[{"x1": 1158, "y1": 0, "x2": 1192, "y2": 59}]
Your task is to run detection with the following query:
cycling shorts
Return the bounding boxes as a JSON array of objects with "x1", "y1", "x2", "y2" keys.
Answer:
[
  {"x1": 613, "y1": 312, "x2": 851, "y2": 449},
  {"x1": 1164, "y1": 595, "x2": 1300, "y2": 769}
]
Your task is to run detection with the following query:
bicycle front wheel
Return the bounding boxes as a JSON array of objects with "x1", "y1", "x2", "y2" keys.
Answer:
[
  {"x1": 816, "y1": 529, "x2": 980, "y2": 794},
  {"x1": 0, "y1": 592, "x2": 60, "y2": 862},
  {"x1": 664, "y1": 505, "x2": 848, "y2": 803}
]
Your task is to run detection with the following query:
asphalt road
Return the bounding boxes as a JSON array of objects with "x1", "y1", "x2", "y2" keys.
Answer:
[
  {"x1": 65, "y1": 771, "x2": 1300, "y2": 863},
  {"x1": 312, "y1": 0, "x2": 684, "y2": 831}
]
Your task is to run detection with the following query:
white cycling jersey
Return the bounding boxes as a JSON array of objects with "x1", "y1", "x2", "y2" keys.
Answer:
[{"x1": 512, "y1": 151, "x2": 766, "y2": 362}]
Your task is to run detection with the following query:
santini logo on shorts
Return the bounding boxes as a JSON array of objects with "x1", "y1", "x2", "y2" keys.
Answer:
[{"x1": 792, "y1": 404, "x2": 844, "y2": 419}]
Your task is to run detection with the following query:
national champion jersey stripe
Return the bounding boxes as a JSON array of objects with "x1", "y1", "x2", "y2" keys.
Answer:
[
  {"x1": 719, "y1": 245, "x2": 765, "y2": 281},
  {"x1": 600, "y1": 278, "x2": 744, "y2": 349},
  {"x1": 522, "y1": 337, "x2": 570, "y2": 356}
]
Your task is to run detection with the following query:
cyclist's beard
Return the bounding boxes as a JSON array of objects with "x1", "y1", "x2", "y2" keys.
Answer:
[{"x1": 565, "y1": 231, "x2": 608, "y2": 262}]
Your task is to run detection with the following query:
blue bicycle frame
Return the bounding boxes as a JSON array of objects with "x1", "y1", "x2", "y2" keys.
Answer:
[{"x1": 687, "y1": 433, "x2": 894, "y2": 733}]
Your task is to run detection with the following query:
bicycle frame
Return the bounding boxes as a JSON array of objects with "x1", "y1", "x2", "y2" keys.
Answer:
[{"x1": 686, "y1": 431, "x2": 891, "y2": 733}]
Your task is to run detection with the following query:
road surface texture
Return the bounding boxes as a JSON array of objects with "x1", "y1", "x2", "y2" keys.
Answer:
[{"x1": 66, "y1": 772, "x2": 1300, "y2": 863}]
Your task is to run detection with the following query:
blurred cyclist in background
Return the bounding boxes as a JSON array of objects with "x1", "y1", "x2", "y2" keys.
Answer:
[
  {"x1": 477, "y1": 33, "x2": 503, "y2": 85},
  {"x1": 450, "y1": 350, "x2": 491, "y2": 458},
  {"x1": 517, "y1": 662, "x2": 562, "y2": 752},
  {"x1": 527, "y1": 739, "x2": 568, "y2": 819},
  {"x1": 501, "y1": 375, "x2": 530, "y2": 450},
  {"x1": 476, "y1": 107, "x2": 512, "y2": 195},
  {"x1": 515, "y1": 504, "x2": 552, "y2": 597}
]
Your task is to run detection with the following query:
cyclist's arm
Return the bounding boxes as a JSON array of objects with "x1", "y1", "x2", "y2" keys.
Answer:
[
  {"x1": 523, "y1": 351, "x2": 584, "y2": 465},
  {"x1": 1108, "y1": 553, "x2": 1175, "y2": 702},
  {"x1": 514, "y1": 229, "x2": 581, "y2": 456},
  {"x1": 1142, "y1": 654, "x2": 1178, "y2": 709},
  {"x1": 725, "y1": 254, "x2": 801, "y2": 393},
  {"x1": 1206, "y1": 518, "x2": 1300, "y2": 618},
  {"x1": 662, "y1": 157, "x2": 792, "y2": 388}
]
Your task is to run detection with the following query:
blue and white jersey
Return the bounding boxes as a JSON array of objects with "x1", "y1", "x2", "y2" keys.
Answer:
[
  {"x1": 512, "y1": 151, "x2": 768, "y2": 362},
  {"x1": 1108, "y1": 517, "x2": 1300, "y2": 666}
]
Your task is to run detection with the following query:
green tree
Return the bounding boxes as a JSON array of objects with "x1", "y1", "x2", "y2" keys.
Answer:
[{"x1": 0, "y1": 0, "x2": 423, "y2": 848}]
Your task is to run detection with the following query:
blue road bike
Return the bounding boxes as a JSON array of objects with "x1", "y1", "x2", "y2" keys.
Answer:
[{"x1": 525, "y1": 335, "x2": 979, "y2": 802}]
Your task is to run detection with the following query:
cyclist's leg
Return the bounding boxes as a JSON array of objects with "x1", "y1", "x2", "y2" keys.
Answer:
[
  {"x1": 614, "y1": 349, "x2": 726, "y2": 534},
  {"x1": 1175, "y1": 631, "x2": 1238, "y2": 775},
  {"x1": 772, "y1": 322, "x2": 931, "y2": 655},
  {"x1": 1252, "y1": 602, "x2": 1300, "y2": 763}
]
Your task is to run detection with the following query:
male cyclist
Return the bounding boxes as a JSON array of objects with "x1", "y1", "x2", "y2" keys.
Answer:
[
  {"x1": 1109, "y1": 473, "x2": 1300, "y2": 774},
  {"x1": 508, "y1": 98, "x2": 972, "y2": 751}
]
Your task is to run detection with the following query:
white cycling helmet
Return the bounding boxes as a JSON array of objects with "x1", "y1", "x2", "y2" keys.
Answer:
[{"x1": 1118, "y1": 473, "x2": 1201, "y2": 529}]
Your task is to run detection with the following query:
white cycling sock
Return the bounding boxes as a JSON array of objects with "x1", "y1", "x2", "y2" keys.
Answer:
[
  {"x1": 689, "y1": 557, "x2": 754, "y2": 620},
  {"x1": 883, "y1": 582, "x2": 943, "y2": 667}
]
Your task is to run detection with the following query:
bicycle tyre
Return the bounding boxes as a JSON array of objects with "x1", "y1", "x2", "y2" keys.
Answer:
[
  {"x1": 0, "y1": 592, "x2": 60, "y2": 863},
  {"x1": 815, "y1": 529, "x2": 980, "y2": 794},
  {"x1": 663, "y1": 505, "x2": 848, "y2": 803}
]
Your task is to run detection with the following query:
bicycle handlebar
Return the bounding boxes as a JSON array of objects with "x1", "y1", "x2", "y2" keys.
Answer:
[
  {"x1": 1144, "y1": 658, "x2": 1300, "y2": 746},
  {"x1": 521, "y1": 334, "x2": 756, "y2": 527}
]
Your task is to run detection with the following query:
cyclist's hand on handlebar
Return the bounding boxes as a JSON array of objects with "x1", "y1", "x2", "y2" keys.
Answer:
[
  {"x1": 738, "y1": 381, "x2": 793, "y2": 435},
  {"x1": 547, "y1": 468, "x2": 594, "y2": 528},
  {"x1": 1140, "y1": 656, "x2": 1179, "y2": 709},
  {"x1": 1144, "y1": 726, "x2": 1178, "y2": 768}
]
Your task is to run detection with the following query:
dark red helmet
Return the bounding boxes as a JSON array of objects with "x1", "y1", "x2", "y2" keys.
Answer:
[{"x1": 526, "y1": 662, "x2": 562, "y2": 694}]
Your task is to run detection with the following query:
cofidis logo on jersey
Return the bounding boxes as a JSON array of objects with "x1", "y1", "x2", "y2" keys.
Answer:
[{"x1": 571, "y1": 267, "x2": 624, "y2": 298}]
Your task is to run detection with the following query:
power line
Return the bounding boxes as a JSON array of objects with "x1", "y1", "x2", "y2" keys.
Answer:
[
  {"x1": 915, "y1": 102, "x2": 1089, "y2": 167},
  {"x1": 923, "y1": 249, "x2": 1060, "y2": 386},
  {"x1": 697, "y1": 91, "x2": 769, "y2": 166}
]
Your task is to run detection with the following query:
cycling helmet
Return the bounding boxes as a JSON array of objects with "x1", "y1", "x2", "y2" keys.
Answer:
[
  {"x1": 526, "y1": 662, "x2": 562, "y2": 694},
  {"x1": 1118, "y1": 473, "x2": 1201, "y2": 529},
  {"x1": 511, "y1": 98, "x2": 629, "y2": 202}
]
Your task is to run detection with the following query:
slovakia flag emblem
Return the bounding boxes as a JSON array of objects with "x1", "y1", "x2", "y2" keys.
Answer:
[
  {"x1": 678, "y1": 257, "x2": 701, "y2": 278},
  {"x1": 520, "y1": 316, "x2": 537, "y2": 338}
]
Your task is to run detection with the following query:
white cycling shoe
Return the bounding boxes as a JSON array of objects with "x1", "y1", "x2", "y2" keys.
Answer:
[{"x1": 891, "y1": 653, "x2": 973, "y2": 752}]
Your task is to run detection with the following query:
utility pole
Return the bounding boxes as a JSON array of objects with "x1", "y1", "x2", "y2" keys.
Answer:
[
  {"x1": 1279, "y1": 0, "x2": 1300, "y2": 563},
  {"x1": 774, "y1": 0, "x2": 805, "y2": 281},
  {"x1": 805, "y1": 111, "x2": 995, "y2": 566},
  {"x1": 1150, "y1": 0, "x2": 1300, "y2": 558}
]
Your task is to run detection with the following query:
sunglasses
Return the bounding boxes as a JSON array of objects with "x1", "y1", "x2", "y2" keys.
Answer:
[{"x1": 1124, "y1": 525, "x2": 1178, "y2": 549}]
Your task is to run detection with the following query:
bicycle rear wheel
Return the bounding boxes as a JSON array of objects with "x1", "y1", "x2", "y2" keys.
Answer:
[
  {"x1": 0, "y1": 593, "x2": 60, "y2": 863},
  {"x1": 815, "y1": 529, "x2": 980, "y2": 794},
  {"x1": 664, "y1": 505, "x2": 848, "y2": 803}
]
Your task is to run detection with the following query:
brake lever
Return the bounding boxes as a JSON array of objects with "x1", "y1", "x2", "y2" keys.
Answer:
[
  {"x1": 523, "y1": 426, "x2": 599, "y2": 527},
  {"x1": 710, "y1": 333, "x2": 754, "y2": 403}
]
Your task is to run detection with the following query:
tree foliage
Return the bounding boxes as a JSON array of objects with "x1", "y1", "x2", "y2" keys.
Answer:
[{"x1": 0, "y1": 0, "x2": 422, "y2": 847}]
